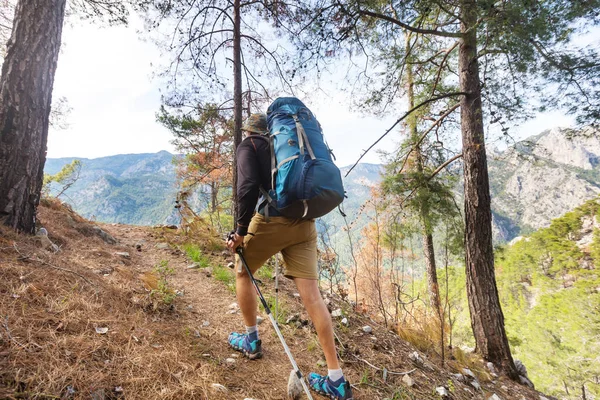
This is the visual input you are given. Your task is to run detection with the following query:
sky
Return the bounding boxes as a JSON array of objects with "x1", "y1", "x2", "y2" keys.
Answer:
[{"x1": 47, "y1": 16, "x2": 579, "y2": 168}]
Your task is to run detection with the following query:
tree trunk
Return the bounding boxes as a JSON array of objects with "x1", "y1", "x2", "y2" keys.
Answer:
[
  {"x1": 232, "y1": 0, "x2": 242, "y2": 227},
  {"x1": 459, "y1": 0, "x2": 518, "y2": 379},
  {"x1": 211, "y1": 181, "x2": 218, "y2": 213},
  {"x1": 0, "y1": 0, "x2": 66, "y2": 233},
  {"x1": 405, "y1": 34, "x2": 441, "y2": 313},
  {"x1": 422, "y1": 229, "x2": 441, "y2": 310}
]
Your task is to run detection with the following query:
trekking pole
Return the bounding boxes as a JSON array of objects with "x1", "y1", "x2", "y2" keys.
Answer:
[
  {"x1": 235, "y1": 246, "x2": 314, "y2": 400},
  {"x1": 275, "y1": 253, "x2": 279, "y2": 321}
]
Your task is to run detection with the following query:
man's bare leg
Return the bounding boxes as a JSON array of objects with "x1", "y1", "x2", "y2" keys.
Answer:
[
  {"x1": 236, "y1": 266, "x2": 257, "y2": 327},
  {"x1": 294, "y1": 277, "x2": 340, "y2": 370}
]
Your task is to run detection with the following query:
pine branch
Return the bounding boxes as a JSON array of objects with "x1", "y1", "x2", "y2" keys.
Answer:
[
  {"x1": 345, "y1": 92, "x2": 465, "y2": 177},
  {"x1": 356, "y1": 8, "x2": 462, "y2": 38}
]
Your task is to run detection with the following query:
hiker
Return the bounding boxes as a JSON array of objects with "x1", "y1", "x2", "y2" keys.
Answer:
[{"x1": 226, "y1": 112, "x2": 353, "y2": 400}]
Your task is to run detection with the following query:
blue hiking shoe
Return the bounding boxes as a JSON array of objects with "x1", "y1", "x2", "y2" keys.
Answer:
[
  {"x1": 308, "y1": 373, "x2": 353, "y2": 400},
  {"x1": 228, "y1": 332, "x2": 262, "y2": 360}
]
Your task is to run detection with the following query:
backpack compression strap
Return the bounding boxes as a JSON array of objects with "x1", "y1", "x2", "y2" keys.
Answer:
[{"x1": 292, "y1": 114, "x2": 315, "y2": 160}]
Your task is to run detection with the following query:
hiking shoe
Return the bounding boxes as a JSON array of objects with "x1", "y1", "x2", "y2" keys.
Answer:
[
  {"x1": 228, "y1": 332, "x2": 262, "y2": 360},
  {"x1": 308, "y1": 373, "x2": 353, "y2": 400}
]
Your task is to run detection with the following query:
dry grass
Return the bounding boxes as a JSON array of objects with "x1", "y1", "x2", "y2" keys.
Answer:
[{"x1": 0, "y1": 202, "x2": 229, "y2": 400}]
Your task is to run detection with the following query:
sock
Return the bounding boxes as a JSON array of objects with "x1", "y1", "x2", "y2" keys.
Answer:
[
  {"x1": 246, "y1": 325, "x2": 258, "y2": 341},
  {"x1": 328, "y1": 368, "x2": 344, "y2": 383}
]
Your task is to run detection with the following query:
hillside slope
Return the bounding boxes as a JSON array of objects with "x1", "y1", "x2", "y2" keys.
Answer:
[{"x1": 0, "y1": 201, "x2": 547, "y2": 400}]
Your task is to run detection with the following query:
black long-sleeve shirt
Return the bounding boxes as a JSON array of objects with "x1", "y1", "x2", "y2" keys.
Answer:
[{"x1": 235, "y1": 134, "x2": 272, "y2": 236}]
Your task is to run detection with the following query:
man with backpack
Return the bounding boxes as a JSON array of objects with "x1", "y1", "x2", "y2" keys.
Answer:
[{"x1": 226, "y1": 103, "x2": 353, "y2": 400}]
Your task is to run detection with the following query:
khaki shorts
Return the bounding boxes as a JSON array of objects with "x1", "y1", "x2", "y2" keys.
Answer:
[{"x1": 235, "y1": 214, "x2": 318, "y2": 280}]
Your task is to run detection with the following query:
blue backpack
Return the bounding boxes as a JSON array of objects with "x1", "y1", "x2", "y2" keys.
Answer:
[{"x1": 259, "y1": 97, "x2": 345, "y2": 219}]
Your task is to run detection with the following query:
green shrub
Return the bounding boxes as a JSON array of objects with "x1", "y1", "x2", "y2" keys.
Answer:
[{"x1": 151, "y1": 260, "x2": 176, "y2": 308}]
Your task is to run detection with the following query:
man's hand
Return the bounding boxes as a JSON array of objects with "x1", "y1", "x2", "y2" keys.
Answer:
[{"x1": 227, "y1": 232, "x2": 244, "y2": 252}]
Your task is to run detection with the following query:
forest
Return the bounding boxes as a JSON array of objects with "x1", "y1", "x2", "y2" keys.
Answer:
[{"x1": 0, "y1": 0, "x2": 599, "y2": 399}]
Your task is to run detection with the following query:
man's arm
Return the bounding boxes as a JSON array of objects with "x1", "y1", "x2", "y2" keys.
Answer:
[{"x1": 236, "y1": 139, "x2": 260, "y2": 236}]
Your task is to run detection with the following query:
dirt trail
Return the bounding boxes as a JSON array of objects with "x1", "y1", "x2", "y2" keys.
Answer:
[{"x1": 103, "y1": 222, "x2": 316, "y2": 400}]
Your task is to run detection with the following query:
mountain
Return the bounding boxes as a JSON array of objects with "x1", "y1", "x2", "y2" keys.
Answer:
[
  {"x1": 45, "y1": 151, "x2": 180, "y2": 225},
  {"x1": 44, "y1": 126, "x2": 600, "y2": 241},
  {"x1": 489, "y1": 126, "x2": 600, "y2": 241}
]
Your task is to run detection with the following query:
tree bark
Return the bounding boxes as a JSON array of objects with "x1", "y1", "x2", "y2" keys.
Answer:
[
  {"x1": 232, "y1": 0, "x2": 242, "y2": 227},
  {"x1": 0, "y1": 0, "x2": 66, "y2": 233},
  {"x1": 459, "y1": 0, "x2": 518, "y2": 379}
]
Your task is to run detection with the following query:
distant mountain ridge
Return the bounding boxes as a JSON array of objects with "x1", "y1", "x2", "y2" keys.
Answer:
[{"x1": 44, "y1": 126, "x2": 600, "y2": 241}]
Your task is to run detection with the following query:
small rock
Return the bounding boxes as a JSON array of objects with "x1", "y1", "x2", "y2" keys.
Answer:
[
  {"x1": 135, "y1": 243, "x2": 142, "y2": 251},
  {"x1": 470, "y1": 380, "x2": 481, "y2": 391},
  {"x1": 341, "y1": 317, "x2": 348, "y2": 326},
  {"x1": 487, "y1": 362, "x2": 498, "y2": 376},
  {"x1": 187, "y1": 263, "x2": 200, "y2": 269},
  {"x1": 452, "y1": 373, "x2": 466, "y2": 383},
  {"x1": 286, "y1": 314, "x2": 300, "y2": 324},
  {"x1": 362, "y1": 325, "x2": 372, "y2": 334},
  {"x1": 91, "y1": 226, "x2": 117, "y2": 244},
  {"x1": 211, "y1": 383, "x2": 228, "y2": 392},
  {"x1": 316, "y1": 359, "x2": 327, "y2": 367},
  {"x1": 175, "y1": 290, "x2": 184, "y2": 296},
  {"x1": 114, "y1": 386, "x2": 124, "y2": 393},
  {"x1": 435, "y1": 386, "x2": 449, "y2": 397},
  {"x1": 38, "y1": 235, "x2": 57, "y2": 252},
  {"x1": 229, "y1": 302, "x2": 239, "y2": 310},
  {"x1": 402, "y1": 374, "x2": 415, "y2": 387},
  {"x1": 519, "y1": 375, "x2": 534, "y2": 388},
  {"x1": 331, "y1": 308, "x2": 343, "y2": 317},
  {"x1": 202, "y1": 353, "x2": 211, "y2": 357},
  {"x1": 186, "y1": 305, "x2": 193, "y2": 310},
  {"x1": 63, "y1": 385, "x2": 76, "y2": 398},
  {"x1": 36, "y1": 227, "x2": 48, "y2": 236},
  {"x1": 202, "y1": 320, "x2": 210, "y2": 327},
  {"x1": 115, "y1": 252, "x2": 130, "y2": 258},
  {"x1": 221, "y1": 250, "x2": 229, "y2": 256},
  {"x1": 155, "y1": 243, "x2": 170, "y2": 250},
  {"x1": 227, "y1": 262, "x2": 235, "y2": 269},
  {"x1": 462, "y1": 368, "x2": 476, "y2": 379},
  {"x1": 95, "y1": 327, "x2": 109, "y2": 334},
  {"x1": 489, "y1": 394, "x2": 502, "y2": 400},
  {"x1": 225, "y1": 358, "x2": 236, "y2": 364},
  {"x1": 231, "y1": 354, "x2": 240, "y2": 358},
  {"x1": 256, "y1": 316, "x2": 265, "y2": 325},
  {"x1": 293, "y1": 293, "x2": 300, "y2": 298},
  {"x1": 409, "y1": 351, "x2": 423, "y2": 365},
  {"x1": 288, "y1": 369, "x2": 303, "y2": 400}
]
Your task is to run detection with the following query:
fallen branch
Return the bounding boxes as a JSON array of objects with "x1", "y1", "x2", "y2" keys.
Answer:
[
  {"x1": 352, "y1": 353, "x2": 416, "y2": 376},
  {"x1": 12, "y1": 243, "x2": 95, "y2": 286},
  {"x1": 1, "y1": 316, "x2": 30, "y2": 352}
]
